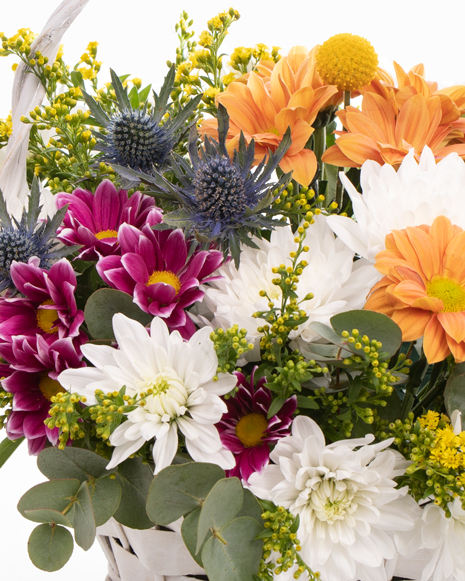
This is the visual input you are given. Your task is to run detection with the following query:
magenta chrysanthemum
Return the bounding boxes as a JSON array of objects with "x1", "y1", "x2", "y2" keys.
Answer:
[
  {"x1": 56, "y1": 179, "x2": 162, "y2": 260},
  {"x1": 96, "y1": 223, "x2": 223, "y2": 337},
  {"x1": 0, "y1": 257, "x2": 86, "y2": 354},
  {"x1": 4, "y1": 334, "x2": 85, "y2": 455},
  {"x1": 217, "y1": 369, "x2": 296, "y2": 482}
]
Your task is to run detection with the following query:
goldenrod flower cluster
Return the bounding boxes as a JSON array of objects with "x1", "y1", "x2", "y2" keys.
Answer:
[
  {"x1": 389, "y1": 412, "x2": 465, "y2": 515},
  {"x1": 0, "y1": 28, "x2": 36, "y2": 70},
  {"x1": 316, "y1": 33, "x2": 378, "y2": 91},
  {"x1": 229, "y1": 43, "x2": 281, "y2": 75},
  {"x1": 77, "y1": 40, "x2": 102, "y2": 82},
  {"x1": 273, "y1": 182, "x2": 328, "y2": 230},
  {"x1": 258, "y1": 504, "x2": 320, "y2": 580},
  {"x1": 0, "y1": 113, "x2": 13, "y2": 148},
  {"x1": 209, "y1": 325, "x2": 254, "y2": 380},
  {"x1": 45, "y1": 391, "x2": 87, "y2": 449}
]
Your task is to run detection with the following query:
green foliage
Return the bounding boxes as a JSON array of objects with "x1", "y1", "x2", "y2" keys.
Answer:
[
  {"x1": 84, "y1": 288, "x2": 153, "y2": 341},
  {"x1": 209, "y1": 325, "x2": 254, "y2": 377},
  {"x1": 28, "y1": 523, "x2": 74, "y2": 572},
  {"x1": 445, "y1": 362, "x2": 465, "y2": 418},
  {"x1": 113, "y1": 457, "x2": 154, "y2": 529},
  {"x1": 0, "y1": 435, "x2": 24, "y2": 468}
]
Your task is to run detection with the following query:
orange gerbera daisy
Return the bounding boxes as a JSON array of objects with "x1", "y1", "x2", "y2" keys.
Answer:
[
  {"x1": 323, "y1": 61, "x2": 465, "y2": 169},
  {"x1": 365, "y1": 216, "x2": 465, "y2": 363},
  {"x1": 200, "y1": 46, "x2": 340, "y2": 186}
]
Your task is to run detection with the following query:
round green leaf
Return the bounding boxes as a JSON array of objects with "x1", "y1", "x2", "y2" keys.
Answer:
[
  {"x1": 445, "y1": 362, "x2": 465, "y2": 418},
  {"x1": 147, "y1": 462, "x2": 224, "y2": 526},
  {"x1": 196, "y1": 478, "x2": 243, "y2": 553},
  {"x1": 201, "y1": 517, "x2": 263, "y2": 581},
  {"x1": 89, "y1": 475, "x2": 122, "y2": 526},
  {"x1": 114, "y1": 457, "x2": 154, "y2": 529},
  {"x1": 331, "y1": 310, "x2": 402, "y2": 357},
  {"x1": 18, "y1": 479, "x2": 80, "y2": 521},
  {"x1": 235, "y1": 489, "x2": 263, "y2": 525},
  {"x1": 38, "y1": 447, "x2": 112, "y2": 482},
  {"x1": 84, "y1": 288, "x2": 153, "y2": 340},
  {"x1": 181, "y1": 507, "x2": 210, "y2": 566},
  {"x1": 28, "y1": 523, "x2": 74, "y2": 572},
  {"x1": 74, "y1": 481, "x2": 96, "y2": 551},
  {"x1": 23, "y1": 508, "x2": 72, "y2": 527}
]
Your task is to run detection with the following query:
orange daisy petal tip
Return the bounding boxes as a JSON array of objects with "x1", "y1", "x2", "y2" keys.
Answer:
[{"x1": 365, "y1": 216, "x2": 465, "y2": 364}]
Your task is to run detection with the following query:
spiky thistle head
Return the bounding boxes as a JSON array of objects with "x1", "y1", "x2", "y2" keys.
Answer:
[
  {"x1": 120, "y1": 104, "x2": 292, "y2": 267},
  {"x1": 0, "y1": 177, "x2": 79, "y2": 293},
  {"x1": 82, "y1": 67, "x2": 202, "y2": 174}
]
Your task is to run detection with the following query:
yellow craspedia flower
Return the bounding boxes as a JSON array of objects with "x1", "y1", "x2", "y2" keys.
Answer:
[{"x1": 316, "y1": 33, "x2": 378, "y2": 91}]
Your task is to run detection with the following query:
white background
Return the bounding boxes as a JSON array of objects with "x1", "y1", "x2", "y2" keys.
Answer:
[{"x1": 1, "y1": 0, "x2": 464, "y2": 579}]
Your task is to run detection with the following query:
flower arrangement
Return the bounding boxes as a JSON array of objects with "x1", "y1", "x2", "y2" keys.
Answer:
[{"x1": 2, "y1": 2, "x2": 465, "y2": 581}]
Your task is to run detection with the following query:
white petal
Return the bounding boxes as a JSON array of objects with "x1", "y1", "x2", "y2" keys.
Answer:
[{"x1": 153, "y1": 422, "x2": 178, "y2": 474}]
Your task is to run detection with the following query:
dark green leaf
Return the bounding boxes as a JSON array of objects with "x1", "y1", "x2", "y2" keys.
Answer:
[
  {"x1": 236, "y1": 489, "x2": 263, "y2": 525},
  {"x1": 308, "y1": 322, "x2": 346, "y2": 346},
  {"x1": 196, "y1": 477, "x2": 243, "y2": 552},
  {"x1": 114, "y1": 457, "x2": 153, "y2": 529},
  {"x1": 74, "y1": 481, "x2": 96, "y2": 550},
  {"x1": 128, "y1": 86, "x2": 140, "y2": 109},
  {"x1": 18, "y1": 479, "x2": 80, "y2": 520},
  {"x1": 296, "y1": 395, "x2": 319, "y2": 409},
  {"x1": 28, "y1": 523, "x2": 74, "y2": 572},
  {"x1": 0, "y1": 436, "x2": 24, "y2": 468},
  {"x1": 147, "y1": 462, "x2": 224, "y2": 526},
  {"x1": 110, "y1": 69, "x2": 131, "y2": 110},
  {"x1": 38, "y1": 447, "x2": 111, "y2": 483},
  {"x1": 331, "y1": 310, "x2": 402, "y2": 358},
  {"x1": 70, "y1": 70, "x2": 83, "y2": 88},
  {"x1": 181, "y1": 507, "x2": 210, "y2": 566},
  {"x1": 138, "y1": 84, "x2": 152, "y2": 103},
  {"x1": 23, "y1": 508, "x2": 73, "y2": 527},
  {"x1": 267, "y1": 395, "x2": 286, "y2": 419},
  {"x1": 201, "y1": 517, "x2": 263, "y2": 581},
  {"x1": 89, "y1": 475, "x2": 122, "y2": 527},
  {"x1": 84, "y1": 288, "x2": 152, "y2": 340}
]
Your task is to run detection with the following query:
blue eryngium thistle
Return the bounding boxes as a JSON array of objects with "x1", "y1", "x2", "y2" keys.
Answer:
[
  {"x1": 114, "y1": 104, "x2": 292, "y2": 267},
  {"x1": 0, "y1": 177, "x2": 78, "y2": 293},
  {"x1": 82, "y1": 67, "x2": 202, "y2": 173}
]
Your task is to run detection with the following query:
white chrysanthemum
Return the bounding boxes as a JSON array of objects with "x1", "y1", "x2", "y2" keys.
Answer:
[
  {"x1": 200, "y1": 215, "x2": 378, "y2": 356},
  {"x1": 248, "y1": 416, "x2": 419, "y2": 581},
  {"x1": 326, "y1": 147, "x2": 465, "y2": 262},
  {"x1": 396, "y1": 498, "x2": 465, "y2": 581},
  {"x1": 58, "y1": 313, "x2": 236, "y2": 473}
]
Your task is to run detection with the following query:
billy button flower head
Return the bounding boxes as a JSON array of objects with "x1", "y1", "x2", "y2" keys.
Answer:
[
  {"x1": 316, "y1": 33, "x2": 378, "y2": 92},
  {"x1": 145, "y1": 104, "x2": 292, "y2": 267},
  {"x1": 82, "y1": 67, "x2": 202, "y2": 173},
  {"x1": 0, "y1": 177, "x2": 79, "y2": 293}
]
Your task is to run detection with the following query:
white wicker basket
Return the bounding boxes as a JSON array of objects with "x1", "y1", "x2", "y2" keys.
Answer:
[{"x1": 96, "y1": 519, "x2": 431, "y2": 581}]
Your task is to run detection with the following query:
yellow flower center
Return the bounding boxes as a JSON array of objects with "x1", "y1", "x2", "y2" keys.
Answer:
[
  {"x1": 146, "y1": 270, "x2": 181, "y2": 294},
  {"x1": 95, "y1": 229, "x2": 118, "y2": 240},
  {"x1": 39, "y1": 374, "x2": 65, "y2": 401},
  {"x1": 426, "y1": 278, "x2": 465, "y2": 312},
  {"x1": 36, "y1": 299, "x2": 59, "y2": 334},
  {"x1": 235, "y1": 413, "x2": 268, "y2": 448},
  {"x1": 316, "y1": 33, "x2": 378, "y2": 91}
]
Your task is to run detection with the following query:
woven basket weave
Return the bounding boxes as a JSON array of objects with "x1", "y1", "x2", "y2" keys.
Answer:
[{"x1": 97, "y1": 518, "x2": 431, "y2": 581}]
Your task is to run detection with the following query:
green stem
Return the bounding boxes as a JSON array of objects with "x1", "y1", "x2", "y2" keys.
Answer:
[
  {"x1": 343, "y1": 90, "x2": 351, "y2": 109},
  {"x1": 313, "y1": 126, "x2": 326, "y2": 168}
]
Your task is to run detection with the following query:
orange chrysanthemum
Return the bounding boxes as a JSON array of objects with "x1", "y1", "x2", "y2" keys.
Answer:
[
  {"x1": 200, "y1": 46, "x2": 340, "y2": 186},
  {"x1": 365, "y1": 216, "x2": 465, "y2": 363},
  {"x1": 322, "y1": 62, "x2": 465, "y2": 169}
]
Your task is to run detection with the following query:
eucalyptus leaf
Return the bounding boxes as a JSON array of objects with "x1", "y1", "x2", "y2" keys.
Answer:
[
  {"x1": 196, "y1": 477, "x2": 243, "y2": 552},
  {"x1": 445, "y1": 362, "x2": 465, "y2": 418},
  {"x1": 28, "y1": 523, "x2": 74, "y2": 572},
  {"x1": 235, "y1": 489, "x2": 263, "y2": 525},
  {"x1": 114, "y1": 457, "x2": 153, "y2": 529},
  {"x1": 73, "y1": 481, "x2": 96, "y2": 551},
  {"x1": 201, "y1": 517, "x2": 263, "y2": 581},
  {"x1": 330, "y1": 310, "x2": 402, "y2": 357},
  {"x1": 181, "y1": 507, "x2": 210, "y2": 566},
  {"x1": 84, "y1": 288, "x2": 152, "y2": 341},
  {"x1": 23, "y1": 508, "x2": 73, "y2": 527},
  {"x1": 38, "y1": 447, "x2": 111, "y2": 482},
  {"x1": 89, "y1": 475, "x2": 122, "y2": 527},
  {"x1": 18, "y1": 479, "x2": 80, "y2": 520},
  {"x1": 147, "y1": 462, "x2": 224, "y2": 526},
  {"x1": 308, "y1": 322, "x2": 346, "y2": 346}
]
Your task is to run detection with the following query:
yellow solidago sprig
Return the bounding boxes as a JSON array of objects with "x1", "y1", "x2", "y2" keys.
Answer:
[
  {"x1": 0, "y1": 113, "x2": 13, "y2": 149},
  {"x1": 209, "y1": 325, "x2": 254, "y2": 385},
  {"x1": 76, "y1": 41, "x2": 101, "y2": 89},
  {"x1": 316, "y1": 33, "x2": 378, "y2": 92},
  {"x1": 229, "y1": 43, "x2": 281, "y2": 76},
  {"x1": 272, "y1": 181, "x2": 340, "y2": 230},
  {"x1": 45, "y1": 391, "x2": 87, "y2": 449},
  {"x1": 388, "y1": 411, "x2": 465, "y2": 516},
  {"x1": 257, "y1": 502, "x2": 320, "y2": 580}
]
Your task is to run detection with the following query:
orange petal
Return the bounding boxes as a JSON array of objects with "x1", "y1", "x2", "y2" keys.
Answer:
[
  {"x1": 405, "y1": 225, "x2": 440, "y2": 280},
  {"x1": 392, "y1": 308, "x2": 431, "y2": 341},
  {"x1": 423, "y1": 315, "x2": 451, "y2": 363},
  {"x1": 218, "y1": 88, "x2": 264, "y2": 135},
  {"x1": 279, "y1": 149, "x2": 317, "y2": 186},
  {"x1": 335, "y1": 134, "x2": 384, "y2": 165},
  {"x1": 321, "y1": 144, "x2": 360, "y2": 167},
  {"x1": 444, "y1": 230, "x2": 465, "y2": 284},
  {"x1": 438, "y1": 312, "x2": 465, "y2": 344},
  {"x1": 345, "y1": 109, "x2": 387, "y2": 143},
  {"x1": 411, "y1": 296, "x2": 444, "y2": 312},
  {"x1": 429, "y1": 215, "x2": 456, "y2": 271},
  {"x1": 395, "y1": 94, "x2": 431, "y2": 152},
  {"x1": 393, "y1": 280, "x2": 427, "y2": 305},
  {"x1": 446, "y1": 335, "x2": 465, "y2": 363},
  {"x1": 361, "y1": 92, "x2": 397, "y2": 144},
  {"x1": 247, "y1": 73, "x2": 278, "y2": 127}
]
